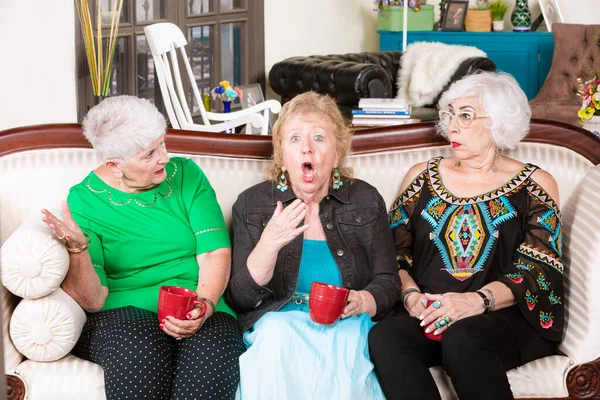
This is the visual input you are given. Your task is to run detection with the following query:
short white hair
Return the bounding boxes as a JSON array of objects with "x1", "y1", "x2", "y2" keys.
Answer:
[
  {"x1": 437, "y1": 72, "x2": 531, "y2": 150},
  {"x1": 82, "y1": 95, "x2": 167, "y2": 161}
]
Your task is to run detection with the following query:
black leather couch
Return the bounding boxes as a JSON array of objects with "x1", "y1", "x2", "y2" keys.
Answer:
[{"x1": 268, "y1": 51, "x2": 496, "y2": 119}]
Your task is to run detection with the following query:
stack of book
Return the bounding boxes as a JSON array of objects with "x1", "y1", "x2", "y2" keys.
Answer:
[{"x1": 351, "y1": 98, "x2": 418, "y2": 126}]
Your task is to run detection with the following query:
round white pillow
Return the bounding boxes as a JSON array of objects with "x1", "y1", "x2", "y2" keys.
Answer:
[
  {"x1": 0, "y1": 212, "x2": 69, "y2": 299},
  {"x1": 10, "y1": 288, "x2": 87, "y2": 362}
]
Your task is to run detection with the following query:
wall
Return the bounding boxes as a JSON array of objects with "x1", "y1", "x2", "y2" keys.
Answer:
[{"x1": 0, "y1": 1, "x2": 77, "y2": 131}]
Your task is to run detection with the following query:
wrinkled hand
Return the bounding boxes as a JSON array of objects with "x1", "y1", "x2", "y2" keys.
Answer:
[
  {"x1": 160, "y1": 304, "x2": 212, "y2": 339},
  {"x1": 41, "y1": 201, "x2": 86, "y2": 248},
  {"x1": 405, "y1": 291, "x2": 428, "y2": 318},
  {"x1": 341, "y1": 290, "x2": 364, "y2": 318},
  {"x1": 419, "y1": 292, "x2": 483, "y2": 337},
  {"x1": 261, "y1": 199, "x2": 309, "y2": 250}
]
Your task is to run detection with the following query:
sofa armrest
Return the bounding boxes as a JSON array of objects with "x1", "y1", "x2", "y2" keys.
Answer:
[
  {"x1": 269, "y1": 52, "x2": 401, "y2": 117},
  {"x1": 6, "y1": 374, "x2": 26, "y2": 400}
]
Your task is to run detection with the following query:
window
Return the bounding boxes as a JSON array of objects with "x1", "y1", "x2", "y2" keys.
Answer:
[{"x1": 76, "y1": 0, "x2": 265, "y2": 120}]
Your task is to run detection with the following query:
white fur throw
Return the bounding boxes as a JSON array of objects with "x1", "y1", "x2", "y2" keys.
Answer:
[{"x1": 397, "y1": 42, "x2": 487, "y2": 107}]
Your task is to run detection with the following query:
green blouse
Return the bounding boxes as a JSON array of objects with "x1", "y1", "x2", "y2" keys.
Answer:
[{"x1": 67, "y1": 157, "x2": 234, "y2": 316}]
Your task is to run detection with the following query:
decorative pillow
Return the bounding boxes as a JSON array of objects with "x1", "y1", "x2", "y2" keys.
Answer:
[
  {"x1": 10, "y1": 288, "x2": 86, "y2": 362},
  {"x1": 396, "y1": 42, "x2": 486, "y2": 106},
  {"x1": 0, "y1": 212, "x2": 69, "y2": 299}
]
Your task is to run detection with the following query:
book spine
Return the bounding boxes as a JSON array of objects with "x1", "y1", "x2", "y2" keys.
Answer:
[{"x1": 352, "y1": 109, "x2": 410, "y2": 115}]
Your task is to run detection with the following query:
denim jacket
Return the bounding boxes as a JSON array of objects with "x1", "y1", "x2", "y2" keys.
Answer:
[{"x1": 226, "y1": 178, "x2": 401, "y2": 332}]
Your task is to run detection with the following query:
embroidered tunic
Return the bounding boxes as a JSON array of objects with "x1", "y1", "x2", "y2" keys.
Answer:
[
  {"x1": 67, "y1": 157, "x2": 233, "y2": 315},
  {"x1": 389, "y1": 157, "x2": 564, "y2": 341}
]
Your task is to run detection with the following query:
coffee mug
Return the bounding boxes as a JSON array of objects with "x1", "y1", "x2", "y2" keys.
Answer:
[
  {"x1": 424, "y1": 300, "x2": 443, "y2": 341},
  {"x1": 309, "y1": 281, "x2": 350, "y2": 326},
  {"x1": 158, "y1": 286, "x2": 206, "y2": 323}
]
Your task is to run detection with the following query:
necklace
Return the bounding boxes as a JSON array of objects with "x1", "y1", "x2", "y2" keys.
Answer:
[{"x1": 455, "y1": 152, "x2": 500, "y2": 173}]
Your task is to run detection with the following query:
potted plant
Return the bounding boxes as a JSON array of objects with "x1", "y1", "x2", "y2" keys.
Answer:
[
  {"x1": 465, "y1": 0, "x2": 492, "y2": 32},
  {"x1": 490, "y1": 0, "x2": 508, "y2": 31}
]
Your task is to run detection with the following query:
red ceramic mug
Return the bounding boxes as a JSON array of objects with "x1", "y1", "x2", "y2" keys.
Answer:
[
  {"x1": 424, "y1": 300, "x2": 443, "y2": 341},
  {"x1": 158, "y1": 286, "x2": 206, "y2": 323},
  {"x1": 308, "y1": 282, "x2": 350, "y2": 326}
]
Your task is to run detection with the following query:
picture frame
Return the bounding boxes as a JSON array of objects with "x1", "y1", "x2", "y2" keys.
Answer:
[
  {"x1": 238, "y1": 83, "x2": 265, "y2": 110},
  {"x1": 238, "y1": 83, "x2": 274, "y2": 133},
  {"x1": 538, "y1": 0, "x2": 564, "y2": 32},
  {"x1": 441, "y1": 0, "x2": 469, "y2": 31}
]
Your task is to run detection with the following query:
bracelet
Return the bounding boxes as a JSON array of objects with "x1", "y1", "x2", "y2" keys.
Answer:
[
  {"x1": 481, "y1": 288, "x2": 496, "y2": 311},
  {"x1": 401, "y1": 288, "x2": 421, "y2": 309},
  {"x1": 197, "y1": 297, "x2": 216, "y2": 315},
  {"x1": 66, "y1": 233, "x2": 91, "y2": 253}
]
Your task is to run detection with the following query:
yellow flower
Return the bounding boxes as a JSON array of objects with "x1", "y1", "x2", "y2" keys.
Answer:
[
  {"x1": 578, "y1": 107, "x2": 595, "y2": 121},
  {"x1": 219, "y1": 80, "x2": 231, "y2": 89}
]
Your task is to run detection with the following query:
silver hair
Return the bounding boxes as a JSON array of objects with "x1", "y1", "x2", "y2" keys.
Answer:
[
  {"x1": 82, "y1": 95, "x2": 167, "y2": 161},
  {"x1": 436, "y1": 71, "x2": 531, "y2": 150}
]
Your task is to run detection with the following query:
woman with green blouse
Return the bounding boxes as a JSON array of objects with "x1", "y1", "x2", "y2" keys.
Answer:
[{"x1": 41, "y1": 96, "x2": 243, "y2": 400}]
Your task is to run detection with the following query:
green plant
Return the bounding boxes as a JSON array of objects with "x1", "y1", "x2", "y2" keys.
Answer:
[
  {"x1": 471, "y1": 0, "x2": 491, "y2": 10},
  {"x1": 489, "y1": 0, "x2": 508, "y2": 21}
]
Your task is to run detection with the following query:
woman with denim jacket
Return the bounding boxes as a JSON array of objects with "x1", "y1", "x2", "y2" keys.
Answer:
[{"x1": 226, "y1": 92, "x2": 401, "y2": 399}]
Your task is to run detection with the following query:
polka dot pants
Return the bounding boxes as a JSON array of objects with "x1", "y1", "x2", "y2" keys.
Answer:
[{"x1": 73, "y1": 306, "x2": 244, "y2": 400}]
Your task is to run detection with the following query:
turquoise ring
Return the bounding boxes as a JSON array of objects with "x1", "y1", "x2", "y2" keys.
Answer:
[
  {"x1": 439, "y1": 319, "x2": 447, "y2": 326},
  {"x1": 435, "y1": 322, "x2": 441, "y2": 329},
  {"x1": 432, "y1": 300, "x2": 442, "y2": 308},
  {"x1": 444, "y1": 316, "x2": 452, "y2": 324}
]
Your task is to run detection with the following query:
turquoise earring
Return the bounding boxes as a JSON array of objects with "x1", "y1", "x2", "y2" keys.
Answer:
[
  {"x1": 332, "y1": 169, "x2": 343, "y2": 190},
  {"x1": 277, "y1": 172, "x2": 289, "y2": 192}
]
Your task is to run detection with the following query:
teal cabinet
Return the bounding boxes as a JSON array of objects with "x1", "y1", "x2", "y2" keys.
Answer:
[{"x1": 379, "y1": 31, "x2": 554, "y2": 100}]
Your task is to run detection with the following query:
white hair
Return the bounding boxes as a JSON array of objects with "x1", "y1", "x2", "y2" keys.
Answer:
[
  {"x1": 82, "y1": 95, "x2": 167, "y2": 161},
  {"x1": 437, "y1": 71, "x2": 531, "y2": 150}
]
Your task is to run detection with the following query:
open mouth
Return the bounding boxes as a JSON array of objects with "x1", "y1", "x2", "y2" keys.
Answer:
[{"x1": 302, "y1": 162, "x2": 315, "y2": 183}]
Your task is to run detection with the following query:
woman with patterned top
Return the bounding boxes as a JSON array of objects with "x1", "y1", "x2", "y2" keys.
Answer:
[
  {"x1": 369, "y1": 72, "x2": 564, "y2": 400},
  {"x1": 40, "y1": 96, "x2": 244, "y2": 400},
  {"x1": 227, "y1": 92, "x2": 400, "y2": 399}
]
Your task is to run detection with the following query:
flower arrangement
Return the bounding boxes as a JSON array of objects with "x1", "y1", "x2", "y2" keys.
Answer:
[
  {"x1": 211, "y1": 80, "x2": 243, "y2": 103},
  {"x1": 75, "y1": 0, "x2": 124, "y2": 97},
  {"x1": 577, "y1": 73, "x2": 600, "y2": 124}
]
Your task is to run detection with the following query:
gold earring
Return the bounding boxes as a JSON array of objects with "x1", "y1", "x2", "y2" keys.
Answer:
[{"x1": 116, "y1": 177, "x2": 122, "y2": 187}]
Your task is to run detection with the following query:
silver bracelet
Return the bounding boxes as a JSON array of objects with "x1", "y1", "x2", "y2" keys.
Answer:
[
  {"x1": 481, "y1": 288, "x2": 496, "y2": 311},
  {"x1": 401, "y1": 288, "x2": 421, "y2": 309}
]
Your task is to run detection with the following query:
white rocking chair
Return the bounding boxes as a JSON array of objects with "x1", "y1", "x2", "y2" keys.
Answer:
[{"x1": 144, "y1": 22, "x2": 281, "y2": 134}]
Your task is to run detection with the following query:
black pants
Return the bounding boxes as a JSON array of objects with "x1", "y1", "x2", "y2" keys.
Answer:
[
  {"x1": 369, "y1": 306, "x2": 556, "y2": 400},
  {"x1": 73, "y1": 306, "x2": 245, "y2": 400}
]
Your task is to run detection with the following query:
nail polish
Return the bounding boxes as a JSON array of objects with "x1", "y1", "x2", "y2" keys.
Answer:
[
  {"x1": 420, "y1": 320, "x2": 425, "y2": 327},
  {"x1": 159, "y1": 324, "x2": 164, "y2": 330},
  {"x1": 425, "y1": 328, "x2": 430, "y2": 333},
  {"x1": 186, "y1": 312, "x2": 192, "y2": 319}
]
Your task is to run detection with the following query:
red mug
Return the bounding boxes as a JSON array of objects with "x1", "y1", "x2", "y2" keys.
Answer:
[
  {"x1": 424, "y1": 300, "x2": 443, "y2": 341},
  {"x1": 158, "y1": 286, "x2": 206, "y2": 323},
  {"x1": 309, "y1": 282, "x2": 350, "y2": 326}
]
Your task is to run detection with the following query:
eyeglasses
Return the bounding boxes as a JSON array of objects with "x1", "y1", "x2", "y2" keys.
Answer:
[{"x1": 438, "y1": 110, "x2": 489, "y2": 129}]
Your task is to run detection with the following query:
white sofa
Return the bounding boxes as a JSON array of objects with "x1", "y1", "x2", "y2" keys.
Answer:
[{"x1": 1, "y1": 121, "x2": 599, "y2": 400}]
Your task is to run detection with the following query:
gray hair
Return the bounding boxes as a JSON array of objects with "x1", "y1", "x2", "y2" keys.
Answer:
[
  {"x1": 82, "y1": 95, "x2": 167, "y2": 161},
  {"x1": 437, "y1": 71, "x2": 531, "y2": 150}
]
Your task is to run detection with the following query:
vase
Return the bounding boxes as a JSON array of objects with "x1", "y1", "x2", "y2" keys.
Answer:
[
  {"x1": 492, "y1": 20, "x2": 504, "y2": 32},
  {"x1": 583, "y1": 116, "x2": 600, "y2": 138},
  {"x1": 511, "y1": 0, "x2": 532, "y2": 32},
  {"x1": 222, "y1": 100, "x2": 233, "y2": 133},
  {"x1": 465, "y1": 9, "x2": 492, "y2": 32}
]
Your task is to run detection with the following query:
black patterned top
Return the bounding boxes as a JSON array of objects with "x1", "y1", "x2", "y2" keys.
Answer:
[{"x1": 388, "y1": 157, "x2": 564, "y2": 341}]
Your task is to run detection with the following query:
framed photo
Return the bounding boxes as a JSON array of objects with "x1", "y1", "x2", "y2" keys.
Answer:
[
  {"x1": 538, "y1": 0, "x2": 564, "y2": 32},
  {"x1": 238, "y1": 83, "x2": 265, "y2": 109},
  {"x1": 441, "y1": 0, "x2": 469, "y2": 31}
]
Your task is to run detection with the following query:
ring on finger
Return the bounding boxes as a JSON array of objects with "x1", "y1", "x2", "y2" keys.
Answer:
[
  {"x1": 176, "y1": 337, "x2": 182, "y2": 341},
  {"x1": 432, "y1": 300, "x2": 442, "y2": 309},
  {"x1": 56, "y1": 230, "x2": 66, "y2": 240}
]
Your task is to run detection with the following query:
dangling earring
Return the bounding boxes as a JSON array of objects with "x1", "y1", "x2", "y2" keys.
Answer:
[
  {"x1": 116, "y1": 177, "x2": 122, "y2": 187},
  {"x1": 332, "y1": 168, "x2": 343, "y2": 190},
  {"x1": 492, "y1": 150, "x2": 501, "y2": 173},
  {"x1": 277, "y1": 171, "x2": 288, "y2": 192}
]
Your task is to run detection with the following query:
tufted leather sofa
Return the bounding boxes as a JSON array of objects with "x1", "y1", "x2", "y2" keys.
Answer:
[
  {"x1": 2, "y1": 121, "x2": 600, "y2": 399},
  {"x1": 268, "y1": 51, "x2": 496, "y2": 118},
  {"x1": 530, "y1": 23, "x2": 600, "y2": 126}
]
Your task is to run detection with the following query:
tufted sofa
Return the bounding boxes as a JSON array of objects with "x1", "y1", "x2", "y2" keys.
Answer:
[
  {"x1": 530, "y1": 23, "x2": 600, "y2": 126},
  {"x1": 268, "y1": 51, "x2": 495, "y2": 119},
  {"x1": 1, "y1": 121, "x2": 600, "y2": 400}
]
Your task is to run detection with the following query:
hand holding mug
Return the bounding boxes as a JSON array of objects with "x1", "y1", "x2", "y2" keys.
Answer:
[
  {"x1": 309, "y1": 282, "x2": 349, "y2": 326},
  {"x1": 341, "y1": 290, "x2": 364, "y2": 319},
  {"x1": 158, "y1": 286, "x2": 207, "y2": 339}
]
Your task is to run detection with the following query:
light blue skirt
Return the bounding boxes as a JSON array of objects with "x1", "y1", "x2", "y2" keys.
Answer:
[{"x1": 235, "y1": 307, "x2": 385, "y2": 400}]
